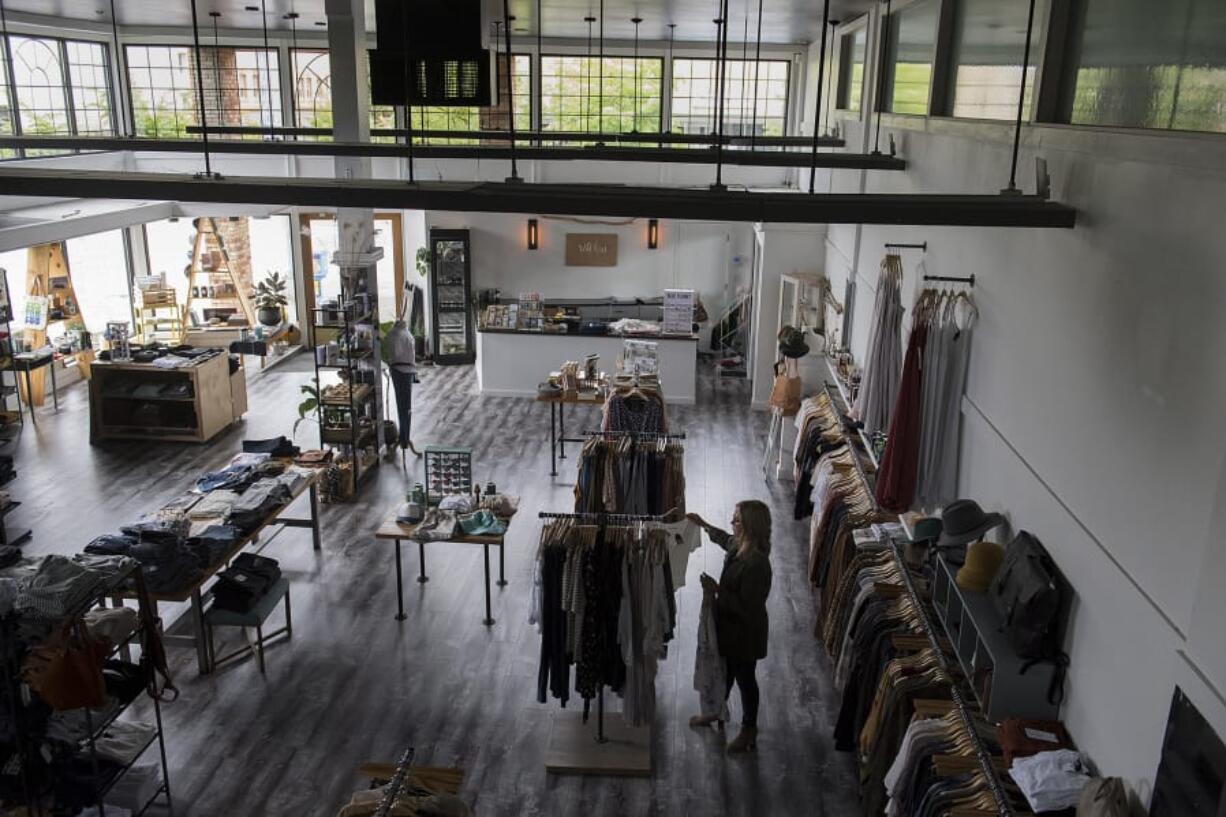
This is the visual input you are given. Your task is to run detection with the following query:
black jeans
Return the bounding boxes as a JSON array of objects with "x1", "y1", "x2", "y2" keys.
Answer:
[
  {"x1": 389, "y1": 367, "x2": 413, "y2": 448},
  {"x1": 724, "y1": 658, "x2": 760, "y2": 727}
]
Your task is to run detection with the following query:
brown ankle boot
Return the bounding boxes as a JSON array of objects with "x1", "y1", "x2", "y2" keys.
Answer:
[{"x1": 726, "y1": 725, "x2": 758, "y2": 754}]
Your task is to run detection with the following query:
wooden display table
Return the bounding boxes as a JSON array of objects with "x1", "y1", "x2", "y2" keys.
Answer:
[
  {"x1": 375, "y1": 509, "x2": 510, "y2": 626},
  {"x1": 110, "y1": 469, "x2": 321, "y2": 675},
  {"x1": 89, "y1": 352, "x2": 246, "y2": 444}
]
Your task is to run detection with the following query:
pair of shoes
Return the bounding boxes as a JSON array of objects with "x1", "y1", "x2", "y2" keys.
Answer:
[
  {"x1": 688, "y1": 714, "x2": 725, "y2": 730},
  {"x1": 726, "y1": 725, "x2": 758, "y2": 754}
]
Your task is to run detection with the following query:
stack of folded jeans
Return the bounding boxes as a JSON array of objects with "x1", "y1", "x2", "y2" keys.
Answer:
[
  {"x1": 228, "y1": 480, "x2": 292, "y2": 533},
  {"x1": 243, "y1": 436, "x2": 300, "y2": 458},
  {"x1": 195, "y1": 464, "x2": 258, "y2": 493},
  {"x1": 120, "y1": 511, "x2": 190, "y2": 546},
  {"x1": 212, "y1": 553, "x2": 281, "y2": 613},
  {"x1": 188, "y1": 490, "x2": 240, "y2": 521},
  {"x1": 185, "y1": 524, "x2": 240, "y2": 567},
  {"x1": 84, "y1": 534, "x2": 139, "y2": 556},
  {"x1": 127, "y1": 540, "x2": 202, "y2": 595}
]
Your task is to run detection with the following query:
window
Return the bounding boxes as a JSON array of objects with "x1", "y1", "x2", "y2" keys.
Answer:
[
  {"x1": 540, "y1": 55, "x2": 662, "y2": 135},
  {"x1": 671, "y1": 58, "x2": 790, "y2": 136},
  {"x1": 292, "y1": 49, "x2": 332, "y2": 130},
  {"x1": 838, "y1": 27, "x2": 868, "y2": 111},
  {"x1": 885, "y1": 0, "x2": 940, "y2": 114},
  {"x1": 949, "y1": 0, "x2": 1047, "y2": 120},
  {"x1": 66, "y1": 41, "x2": 113, "y2": 135},
  {"x1": 410, "y1": 54, "x2": 532, "y2": 143},
  {"x1": 10, "y1": 36, "x2": 71, "y2": 136},
  {"x1": 0, "y1": 42, "x2": 16, "y2": 158},
  {"x1": 1066, "y1": 0, "x2": 1226, "y2": 133},
  {"x1": 127, "y1": 45, "x2": 280, "y2": 138},
  {"x1": 65, "y1": 231, "x2": 133, "y2": 334},
  {"x1": 126, "y1": 45, "x2": 197, "y2": 137}
]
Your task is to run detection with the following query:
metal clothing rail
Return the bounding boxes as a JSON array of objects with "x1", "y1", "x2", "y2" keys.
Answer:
[
  {"x1": 886, "y1": 540, "x2": 1014, "y2": 816},
  {"x1": 538, "y1": 511, "x2": 672, "y2": 522},
  {"x1": 885, "y1": 242, "x2": 927, "y2": 251},
  {"x1": 923, "y1": 274, "x2": 976, "y2": 286},
  {"x1": 821, "y1": 382, "x2": 876, "y2": 493},
  {"x1": 373, "y1": 747, "x2": 416, "y2": 817}
]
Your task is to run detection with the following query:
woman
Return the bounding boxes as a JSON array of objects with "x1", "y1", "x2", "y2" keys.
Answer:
[{"x1": 686, "y1": 501, "x2": 773, "y2": 754}]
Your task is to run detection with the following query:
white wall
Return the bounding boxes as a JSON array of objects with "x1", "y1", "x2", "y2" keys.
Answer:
[
  {"x1": 422, "y1": 210, "x2": 753, "y2": 349},
  {"x1": 816, "y1": 97, "x2": 1226, "y2": 802}
]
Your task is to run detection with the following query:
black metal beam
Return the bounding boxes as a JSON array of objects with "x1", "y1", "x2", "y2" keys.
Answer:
[
  {"x1": 0, "y1": 136, "x2": 905, "y2": 170},
  {"x1": 182, "y1": 124, "x2": 846, "y2": 149},
  {"x1": 0, "y1": 167, "x2": 1077, "y2": 228}
]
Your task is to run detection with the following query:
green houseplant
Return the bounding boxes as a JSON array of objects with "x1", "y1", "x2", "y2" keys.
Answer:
[{"x1": 255, "y1": 270, "x2": 289, "y2": 327}]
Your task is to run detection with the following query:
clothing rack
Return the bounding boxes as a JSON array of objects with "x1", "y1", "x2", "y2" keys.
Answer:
[
  {"x1": 884, "y1": 242, "x2": 927, "y2": 252},
  {"x1": 373, "y1": 747, "x2": 416, "y2": 817},
  {"x1": 923, "y1": 274, "x2": 976, "y2": 286},
  {"x1": 822, "y1": 382, "x2": 877, "y2": 490},
  {"x1": 538, "y1": 509, "x2": 661, "y2": 758},
  {"x1": 886, "y1": 539, "x2": 1014, "y2": 816},
  {"x1": 583, "y1": 430, "x2": 686, "y2": 439}
]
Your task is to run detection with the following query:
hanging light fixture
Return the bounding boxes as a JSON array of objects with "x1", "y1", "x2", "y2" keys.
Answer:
[
  {"x1": 527, "y1": 218, "x2": 539, "y2": 249},
  {"x1": 647, "y1": 219, "x2": 659, "y2": 249}
]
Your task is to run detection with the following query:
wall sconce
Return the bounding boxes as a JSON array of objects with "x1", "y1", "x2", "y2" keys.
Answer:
[
  {"x1": 527, "y1": 218, "x2": 539, "y2": 250},
  {"x1": 647, "y1": 218, "x2": 660, "y2": 250}
]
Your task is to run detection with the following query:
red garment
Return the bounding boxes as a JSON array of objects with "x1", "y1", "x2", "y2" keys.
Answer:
[{"x1": 875, "y1": 322, "x2": 927, "y2": 512}]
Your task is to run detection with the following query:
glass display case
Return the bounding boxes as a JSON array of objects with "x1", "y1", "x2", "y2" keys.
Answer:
[{"x1": 429, "y1": 228, "x2": 474, "y2": 365}]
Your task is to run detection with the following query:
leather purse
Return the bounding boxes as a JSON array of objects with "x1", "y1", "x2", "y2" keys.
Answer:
[
  {"x1": 22, "y1": 620, "x2": 110, "y2": 711},
  {"x1": 768, "y1": 358, "x2": 802, "y2": 416}
]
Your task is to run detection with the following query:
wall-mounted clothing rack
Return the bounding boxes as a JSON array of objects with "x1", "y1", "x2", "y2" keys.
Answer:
[
  {"x1": 885, "y1": 242, "x2": 928, "y2": 252},
  {"x1": 923, "y1": 274, "x2": 976, "y2": 286},
  {"x1": 822, "y1": 382, "x2": 878, "y2": 488},
  {"x1": 886, "y1": 539, "x2": 1015, "y2": 816},
  {"x1": 583, "y1": 430, "x2": 686, "y2": 439},
  {"x1": 373, "y1": 747, "x2": 416, "y2": 817}
]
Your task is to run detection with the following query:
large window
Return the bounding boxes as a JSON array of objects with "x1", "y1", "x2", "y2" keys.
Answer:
[
  {"x1": 1066, "y1": 0, "x2": 1226, "y2": 133},
  {"x1": 838, "y1": 27, "x2": 868, "y2": 112},
  {"x1": 671, "y1": 58, "x2": 790, "y2": 136},
  {"x1": 949, "y1": 0, "x2": 1047, "y2": 120},
  {"x1": 7, "y1": 35, "x2": 113, "y2": 141},
  {"x1": 293, "y1": 49, "x2": 332, "y2": 130},
  {"x1": 65, "y1": 231, "x2": 133, "y2": 335},
  {"x1": 410, "y1": 54, "x2": 532, "y2": 143},
  {"x1": 0, "y1": 42, "x2": 16, "y2": 158},
  {"x1": 540, "y1": 55, "x2": 662, "y2": 134},
  {"x1": 126, "y1": 45, "x2": 280, "y2": 138},
  {"x1": 885, "y1": 0, "x2": 940, "y2": 114}
]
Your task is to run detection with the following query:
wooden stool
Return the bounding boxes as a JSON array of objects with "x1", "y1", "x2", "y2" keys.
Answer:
[{"x1": 205, "y1": 577, "x2": 292, "y2": 674}]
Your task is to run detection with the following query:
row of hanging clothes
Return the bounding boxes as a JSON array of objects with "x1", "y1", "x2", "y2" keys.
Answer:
[
  {"x1": 819, "y1": 524, "x2": 1021, "y2": 817},
  {"x1": 602, "y1": 379, "x2": 668, "y2": 433},
  {"x1": 855, "y1": 253, "x2": 905, "y2": 438},
  {"x1": 530, "y1": 518, "x2": 678, "y2": 727},
  {"x1": 573, "y1": 433, "x2": 686, "y2": 519},
  {"x1": 875, "y1": 280, "x2": 978, "y2": 513}
]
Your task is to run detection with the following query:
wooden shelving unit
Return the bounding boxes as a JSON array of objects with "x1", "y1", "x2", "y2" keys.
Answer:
[
  {"x1": 184, "y1": 217, "x2": 255, "y2": 331},
  {"x1": 137, "y1": 287, "x2": 184, "y2": 344},
  {"x1": 18, "y1": 242, "x2": 95, "y2": 407},
  {"x1": 89, "y1": 352, "x2": 246, "y2": 444}
]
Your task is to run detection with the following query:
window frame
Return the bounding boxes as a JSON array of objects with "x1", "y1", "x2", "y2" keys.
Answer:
[
  {"x1": 881, "y1": 0, "x2": 943, "y2": 117},
  {"x1": 124, "y1": 42, "x2": 282, "y2": 139},
  {"x1": 669, "y1": 56, "x2": 791, "y2": 137},
  {"x1": 940, "y1": 0, "x2": 1050, "y2": 123},
  {"x1": 1, "y1": 32, "x2": 115, "y2": 147},
  {"x1": 539, "y1": 53, "x2": 665, "y2": 135},
  {"x1": 835, "y1": 17, "x2": 870, "y2": 115}
]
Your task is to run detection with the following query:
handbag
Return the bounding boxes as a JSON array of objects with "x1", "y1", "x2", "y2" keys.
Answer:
[
  {"x1": 768, "y1": 358, "x2": 802, "y2": 416},
  {"x1": 22, "y1": 620, "x2": 110, "y2": 711},
  {"x1": 1077, "y1": 777, "x2": 1129, "y2": 816}
]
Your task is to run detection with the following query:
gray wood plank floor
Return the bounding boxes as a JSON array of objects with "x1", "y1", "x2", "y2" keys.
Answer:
[{"x1": 6, "y1": 356, "x2": 862, "y2": 817}]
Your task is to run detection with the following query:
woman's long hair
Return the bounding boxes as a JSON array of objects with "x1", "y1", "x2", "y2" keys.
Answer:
[{"x1": 736, "y1": 500, "x2": 772, "y2": 556}]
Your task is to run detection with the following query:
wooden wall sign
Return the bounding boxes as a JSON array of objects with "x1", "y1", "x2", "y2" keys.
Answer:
[{"x1": 565, "y1": 233, "x2": 618, "y2": 267}]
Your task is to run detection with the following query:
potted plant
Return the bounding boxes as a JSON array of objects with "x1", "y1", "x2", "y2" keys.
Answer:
[{"x1": 255, "y1": 271, "x2": 289, "y2": 327}]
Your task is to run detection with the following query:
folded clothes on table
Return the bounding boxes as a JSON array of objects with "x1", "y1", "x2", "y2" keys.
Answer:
[
  {"x1": 212, "y1": 553, "x2": 282, "y2": 613},
  {"x1": 188, "y1": 489, "x2": 240, "y2": 520},
  {"x1": 458, "y1": 510, "x2": 507, "y2": 536},
  {"x1": 185, "y1": 524, "x2": 240, "y2": 566},
  {"x1": 243, "y1": 435, "x2": 300, "y2": 458},
  {"x1": 195, "y1": 464, "x2": 257, "y2": 493},
  {"x1": 84, "y1": 606, "x2": 139, "y2": 646}
]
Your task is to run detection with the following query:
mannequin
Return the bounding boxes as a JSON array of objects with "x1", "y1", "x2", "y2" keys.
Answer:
[{"x1": 387, "y1": 285, "x2": 419, "y2": 458}]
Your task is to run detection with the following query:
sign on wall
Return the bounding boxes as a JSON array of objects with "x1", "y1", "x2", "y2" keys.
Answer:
[{"x1": 565, "y1": 233, "x2": 618, "y2": 267}]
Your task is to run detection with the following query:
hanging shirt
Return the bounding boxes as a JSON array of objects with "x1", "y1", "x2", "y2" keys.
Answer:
[{"x1": 651, "y1": 519, "x2": 701, "y2": 588}]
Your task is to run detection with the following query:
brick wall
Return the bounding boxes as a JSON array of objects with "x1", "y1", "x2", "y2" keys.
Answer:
[{"x1": 214, "y1": 218, "x2": 254, "y2": 299}]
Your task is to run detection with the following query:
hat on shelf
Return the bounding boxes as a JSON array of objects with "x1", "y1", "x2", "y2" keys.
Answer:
[
  {"x1": 905, "y1": 516, "x2": 943, "y2": 565},
  {"x1": 778, "y1": 325, "x2": 810, "y2": 359},
  {"x1": 955, "y1": 541, "x2": 1006, "y2": 593},
  {"x1": 937, "y1": 499, "x2": 1004, "y2": 549},
  {"x1": 537, "y1": 381, "x2": 562, "y2": 397}
]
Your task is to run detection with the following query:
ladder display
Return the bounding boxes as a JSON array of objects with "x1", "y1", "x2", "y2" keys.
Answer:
[{"x1": 184, "y1": 217, "x2": 256, "y2": 330}]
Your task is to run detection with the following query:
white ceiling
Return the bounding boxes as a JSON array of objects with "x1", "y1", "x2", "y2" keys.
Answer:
[{"x1": 5, "y1": 0, "x2": 875, "y2": 44}]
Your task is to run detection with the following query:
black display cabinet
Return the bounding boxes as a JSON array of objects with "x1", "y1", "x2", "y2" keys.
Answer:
[{"x1": 429, "y1": 228, "x2": 475, "y2": 365}]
